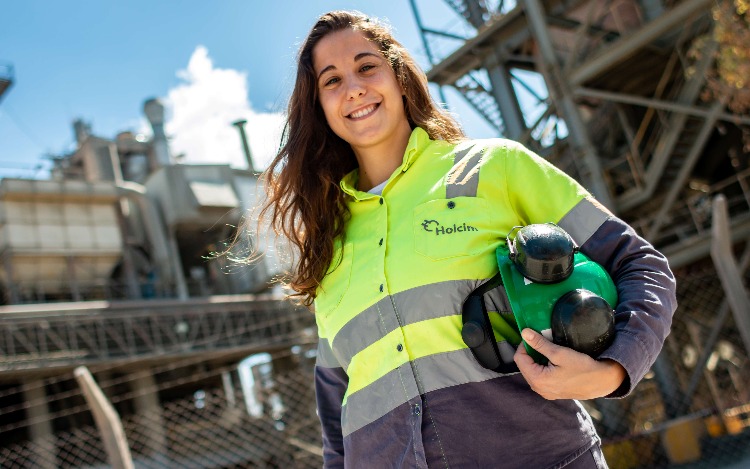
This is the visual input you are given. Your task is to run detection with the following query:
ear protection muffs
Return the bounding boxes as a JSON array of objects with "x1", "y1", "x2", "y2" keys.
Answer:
[{"x1": 461, "y1": 223, "x2": 617, "y2": 370}]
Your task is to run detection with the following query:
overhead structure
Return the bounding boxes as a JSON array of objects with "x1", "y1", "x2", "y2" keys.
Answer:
[
  {"x1": 410, "y1": 0, "x2": 749, "y2": 265},
  {"x1": 410, "y1": 0, "x2": 750, "y2": 463},
  {"x1": 0, "y1": 62, "x2": 13, "y2": 103}
]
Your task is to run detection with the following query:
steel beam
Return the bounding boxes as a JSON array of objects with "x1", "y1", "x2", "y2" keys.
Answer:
[
  {"x1": 569, "y1": 0, "x2": 713, "y2": 85},
  {"x1": 574, "y1": 87, "x2": 750, "y2": 126},
  {"x1": 710, "y1": 195, "x2": 750, "y2": 356}
]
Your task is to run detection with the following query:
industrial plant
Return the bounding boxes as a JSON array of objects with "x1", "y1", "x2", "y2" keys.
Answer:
[{"x1": 1, "y1": 0, "x2": 749, "y2": 467}]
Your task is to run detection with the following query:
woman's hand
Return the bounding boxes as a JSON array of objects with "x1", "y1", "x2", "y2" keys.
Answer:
[{"x1": 514, "y1": 328, "x2": 626, "y2": 400}]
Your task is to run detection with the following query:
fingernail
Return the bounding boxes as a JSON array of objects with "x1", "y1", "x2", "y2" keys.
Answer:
[{"x1": 522, "y1": 329, "x2": 534, "y2": 341}]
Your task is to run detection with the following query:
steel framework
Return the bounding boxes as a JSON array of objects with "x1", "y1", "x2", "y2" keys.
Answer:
[
  {"x1": 409, "y1": 0, "x2": 750, "y2": 270},
  {"x1": 409, "y1": 0, "x2": 750, "y2": 463}
]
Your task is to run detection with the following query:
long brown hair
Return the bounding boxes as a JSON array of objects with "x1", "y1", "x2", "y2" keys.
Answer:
[{"x1": 261, "y1": 10, "x2": 464, "y2": 306}]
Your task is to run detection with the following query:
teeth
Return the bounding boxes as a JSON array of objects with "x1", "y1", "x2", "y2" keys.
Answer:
[{"x1": 350, "y1": 104, "x2": 377, "y2": 119}]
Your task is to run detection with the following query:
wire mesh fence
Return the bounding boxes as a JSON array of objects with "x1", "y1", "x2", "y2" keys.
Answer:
[
  {"x1": 0, "y1": 344, "x2": 323, "y2": 469},
  {"x1": 1, "y1": 260, "x2": 750, "y2": 469}
]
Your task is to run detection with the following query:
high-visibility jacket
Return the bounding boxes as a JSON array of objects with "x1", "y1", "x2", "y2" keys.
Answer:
[{"x1": 314, "y1": 127, "x2": 676, "y2": 468}]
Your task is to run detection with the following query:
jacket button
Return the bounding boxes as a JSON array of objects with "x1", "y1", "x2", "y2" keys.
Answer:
[
  {"x1": 413, "y1": 404, "x2": 421, "y2": 415},
  {"x1": 379, "y1": 284, "x2": 384, "y2": 292},
  {"x1": 396, "y1": 344, "x2": 403, "y2": 352},
  {"x1": 379, "y1": 238, "x2": 383, "y2": 246},
  {"x1": 379, "y1": 197, "x2": 384, "y2": 205},
  {"x1": 447, "y1": 201, "x2": 456, "y2": 209}
]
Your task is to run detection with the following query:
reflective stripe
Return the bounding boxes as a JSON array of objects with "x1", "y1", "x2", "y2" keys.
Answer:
[
  {"x1": 341, "y1": 365, "x2": 420, "y2": 436},
  {"x1": 345, "y1": 315, "x2": 473, "y2": 400},
  {"x1": 316, "y1": 338, "x2": 340, "y2": 368},
  {"x1": 402, "y1": 315, "x2": 466, "y2": 361},
  {"x1": 332, "y1": 296, "x2": 401, "y2": 371},
  {"x1": 332, "y1": 279, "x2": 507, "y2": 370},
  {"x1": 341, "y1": 348, "x2": 517, "y2": 436},
  {"x1": 415, "y1": 347, "x2": 517, "y2": 395},
  {"x1": 557, "y1": 197, "x2": 610, "y2": 246},
  {"x1": 346, "y1": 328, "x2": 411, "y2": 397},
  {"x1": 447, "y1": 145, "x2": 485, "y2": 198}
]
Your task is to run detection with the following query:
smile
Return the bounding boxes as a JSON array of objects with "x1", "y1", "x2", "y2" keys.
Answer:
[{"x1": 348, "y1": 103, "x2": 379, "y2": 119}]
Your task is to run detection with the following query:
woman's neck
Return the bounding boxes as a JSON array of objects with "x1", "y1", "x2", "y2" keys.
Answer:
[{"x1": 353, "y1": 125, "x2": 412, "y2": 192}]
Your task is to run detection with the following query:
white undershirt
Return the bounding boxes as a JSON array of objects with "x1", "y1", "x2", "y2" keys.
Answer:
[{"x1": 367, "y1": 180, "x2": 388, "y2": 195}]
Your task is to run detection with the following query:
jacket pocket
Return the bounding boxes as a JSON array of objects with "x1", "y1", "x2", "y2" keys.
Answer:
[
  {"x1": 315, "y1": 242, "x2": 353, "y2": 317},
  {"x1": 413, "y1": 197, "x2": 491, "y2": 260}
]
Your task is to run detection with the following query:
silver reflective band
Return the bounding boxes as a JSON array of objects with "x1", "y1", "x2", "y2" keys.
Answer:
[{"x1": 447, "y1": 145, "x2": 485, "y2": 198}]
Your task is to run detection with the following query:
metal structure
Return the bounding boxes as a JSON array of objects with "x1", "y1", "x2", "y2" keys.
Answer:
[
  {"x1": 410, "y1": 0, "x2": 750, "y2": 466},
  {"x1": 0, "y1": 96, "x2": 317, "y2": 468},
  {"x1": 0, "y1": 62, "x2": 12, "y2": 104}
]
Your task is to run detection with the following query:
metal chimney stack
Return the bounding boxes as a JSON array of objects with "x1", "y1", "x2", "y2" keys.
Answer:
[
  {"x1": 144, "y1": 98, "x2": 172, "y2": 170},
  {"x1": 232, "y1": 119, "x2": 257, "y2": 173}
]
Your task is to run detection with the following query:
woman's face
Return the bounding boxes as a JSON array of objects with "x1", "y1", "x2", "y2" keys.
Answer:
[{"x1": 312, "y1": 28, "x2": 410, "y2": 157}]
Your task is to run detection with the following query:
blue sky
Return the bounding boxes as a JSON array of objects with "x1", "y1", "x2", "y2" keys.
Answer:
[{"x1": 0, "y1": 1, "x2": 499, "y2": 178}]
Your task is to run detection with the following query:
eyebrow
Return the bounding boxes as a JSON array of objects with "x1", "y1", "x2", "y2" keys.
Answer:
[{"x1": 316, "y1": 51, "x2": 382, "y2": 81}]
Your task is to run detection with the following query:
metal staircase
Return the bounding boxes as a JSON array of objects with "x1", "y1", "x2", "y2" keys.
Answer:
[{"x1": 454, "y1": 72, "x2": 506, "y2": 133}]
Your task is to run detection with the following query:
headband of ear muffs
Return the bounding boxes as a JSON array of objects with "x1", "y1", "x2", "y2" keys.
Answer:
[
  {"x1": 460, "y1": 271, "x2": 519, "y2": 374},
  {"x1": 461, "y1": 223, "x2": 617, "y2": 370}
]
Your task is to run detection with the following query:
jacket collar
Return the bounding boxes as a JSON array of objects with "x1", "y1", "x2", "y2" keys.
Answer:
[{"x1": 340, "y1": 127, "x2": 431, "y2": 200}]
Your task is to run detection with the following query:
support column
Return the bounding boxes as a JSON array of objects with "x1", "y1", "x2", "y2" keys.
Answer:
[
  {"x1": 131, "y1": 369, "x2": 168, "y2": 466},
  {"x1": 711, "y1": 195, "x2": 750, "y2": 355},
  {"x1": 464, "y1": 0, "x2": 526, "y2": 139},
  {"x1": 167, "y1": 227, "x2": 189, "y2": 300},
  {"x1": 65, "y1": 256, "x2": 82, "y2": 302},
  {"x1": 485, "y1": 52, "x2": 526, "y2": 140},
  {"x1": 2, "y1": 252, "x2": 20, "y2": 304},
  {"x1": 524, "y1": 0, "x2": 614, "y2": 209},
  {"x1": 22, "y1": 381, "x2": 57, "y2": 469}
]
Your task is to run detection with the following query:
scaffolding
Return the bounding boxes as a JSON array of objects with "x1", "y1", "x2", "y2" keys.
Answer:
[{"x1": 410, "y1": 0, "x2": 750, "y2": 466}]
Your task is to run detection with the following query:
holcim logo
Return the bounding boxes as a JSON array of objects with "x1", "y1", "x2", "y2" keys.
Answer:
[{"x1": 422, "y1": 219, "x2": 478, "y2": 236}]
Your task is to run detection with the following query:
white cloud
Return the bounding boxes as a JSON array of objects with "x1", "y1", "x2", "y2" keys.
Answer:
[{"x1": 164, "y1": 45, "x2": 285, "y2": 170}]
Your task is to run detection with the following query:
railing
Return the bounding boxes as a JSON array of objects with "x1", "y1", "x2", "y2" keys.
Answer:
[{"x1": 0, "y1": 295, "x2": 315, "y2": 371}]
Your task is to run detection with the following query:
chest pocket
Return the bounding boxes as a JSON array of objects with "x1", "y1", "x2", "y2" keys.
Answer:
[
  {"x1": 315, "y1": 242, "x2": 353, "y2": 317},
  {"x1": 413, "y1": 197, "x2": 492, "y2": 260}
]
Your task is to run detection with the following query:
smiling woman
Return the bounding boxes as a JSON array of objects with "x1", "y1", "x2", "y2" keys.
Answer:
[
  {"x1": 253, "y1": 10, "x2": 677, "y2": 469},
  {"x1": 312, "y1": 28, "x2": 412, "y2": 191}
]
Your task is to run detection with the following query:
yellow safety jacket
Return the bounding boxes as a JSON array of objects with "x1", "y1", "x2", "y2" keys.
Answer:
[{"x1": 314, "y1": 127, "x2": 676, "y2": 468}]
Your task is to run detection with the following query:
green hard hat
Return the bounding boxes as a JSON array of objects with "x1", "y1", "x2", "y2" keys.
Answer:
[{"x1": 497, "y1": 244, "x2": 617, "y2": 364}]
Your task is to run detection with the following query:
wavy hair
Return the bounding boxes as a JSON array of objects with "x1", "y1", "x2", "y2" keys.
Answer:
[{"x1": 260, "y1": 10, "x2": 464, "y2": 306}]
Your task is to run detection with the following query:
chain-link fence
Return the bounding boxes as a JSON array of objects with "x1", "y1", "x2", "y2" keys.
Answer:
[
  {"x1": 1, "y1": 263, "x2": 750, "y2": 469},
  {"x1": 0, "y1": 344, "x2": 323, "y2": 469}
]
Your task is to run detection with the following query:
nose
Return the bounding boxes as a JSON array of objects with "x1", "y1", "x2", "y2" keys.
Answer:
[{"x1": 346, "y1": 77, "x2": 366, "y2": 100}]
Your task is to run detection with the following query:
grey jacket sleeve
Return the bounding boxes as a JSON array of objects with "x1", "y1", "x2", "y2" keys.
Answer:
[
  {"x1": 578, "y1": 216, "x2": 677, "y2": 397},
  {"x1": 314, "y1": 339, "x2": 348, "y2": 468}
]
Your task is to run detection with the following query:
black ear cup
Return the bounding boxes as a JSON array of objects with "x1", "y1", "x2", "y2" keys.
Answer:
[
  {"x1": 551, "y1": 289, "x2": 615, "y2": 358},
  {"x1": 507, "y1": 224, "x2": 577, "y2": 284}
]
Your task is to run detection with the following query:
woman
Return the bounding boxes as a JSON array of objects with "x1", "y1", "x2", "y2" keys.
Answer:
[{"x1": 260, "y1": 10, "x2": 676, "y2": 468}]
